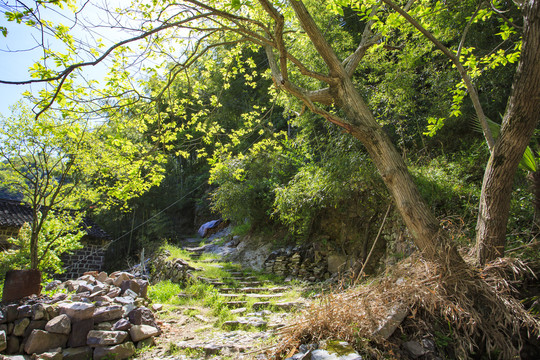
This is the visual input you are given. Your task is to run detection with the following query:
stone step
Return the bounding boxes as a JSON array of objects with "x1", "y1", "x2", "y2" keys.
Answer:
[
  {"x1": 229, "y1": 307, "x2": 247, "y2": 315},
  {"x1": 219, "y1": 287, "x2": 288, "y2": 294},
  {"x1": 231, "y1": 276, "x2": 258, "y2": 281},
  {"x1": 226, "y1": 271, "x2": 245, "y2": 276},
  {"x1": 197, "y1": 276, "x2": 221, "y2": 284},
  {"x1": 222, "y1": 317, "x2": 267, "y2": 330},
  {"x1": 237, "y1": 281, "x2": 267, "y2": 286},
  {"x1": 225, "y1": 301, "x2": 248, "y2": 308},
  {"x1": 219, "y1": 293, "x2": 284, "y2": 299},
  {"x1": 252, "y1": 301, "x2": 305, "y2": 310}
]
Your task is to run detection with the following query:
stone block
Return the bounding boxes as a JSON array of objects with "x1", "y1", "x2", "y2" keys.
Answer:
[
  {"x1": 58, "y1": 302, "x2": 95, "y2": 321},
  {"x1": 0, "y1": 309, "x2": 6, "y2": 324},
  {"x1": 373, "y1": 303, "x2": 408, "y2": 340},
  {"x1": 24, "y1": 330, "x2": 68, "y2": 355},
  {"x1": 17, "y1": 305, "x2": 33, "y2": 319},
  {"x1": 7, "y1": 335, "x2": 20, "y2": 354},
  {"x1": 45, "y1": 314, "x2": 71, "y2": 335},
  {"x1": 129, "y1": 325, "x2": 160, "y2": 342},
  {"x1": 93, "y1": 305, "x2": 123, "y2": 323},
  {"x1": 32, "y1": 304, "x2": 47, "y2": 321},
  {"x1": 6, "y1": 304, "x2": 19, "y2": 322},
  {"x1": 62, "y1": 346, "x2": 93, "y2": 360},
  {"x1": 92, "y1": 341, "x2": 135, "y2": 360},
  {"x1": 13, "y1": 318, "x2": 30, "y2": 336},
  {"x1": 94, "y1": 322, "x2": 112, "y2": 331},
  {"x1": 32, "y1": 348, "x2": 63, "y2": 360},
  {"x1": 127, "y1": 307, "x2": 157, "y2": 328},
  {"x1": 112, "y1": 273, "x2": 130, "y2": 287},
  {"x1": 0, "y1": 329, "x2": 7, "y2": 352},
  {"x1": 23, "y1": 320, "x2": 47, "y2": 338},
  {"x1": 96, "y1": 272, "x2": 108, "y2": 283},
  {"x1": 120, "y1": 280, "x2": 140, "y2": 297},
  {"x1": 67, "y1": 318, "x2": 94, "y2": 348},
  {"x1": 112, "y1": 319, "x2": 131, "y2": 331},
  {"x1": 87, "y1": 330, "x2": 128, "y2": 346}
]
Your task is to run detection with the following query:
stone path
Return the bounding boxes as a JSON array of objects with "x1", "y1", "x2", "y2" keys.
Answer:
[{"x1": 134, "y1": 238, "x2": 308, "y2": 360}]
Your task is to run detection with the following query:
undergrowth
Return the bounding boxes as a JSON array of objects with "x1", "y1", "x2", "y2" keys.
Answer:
[{"x1": 273, "y1": 255, "x2": 540, "y2": 359}]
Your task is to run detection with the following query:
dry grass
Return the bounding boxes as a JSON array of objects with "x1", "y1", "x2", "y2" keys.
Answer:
[{"x1": 273, "y1": 255, "x2": 540, "y2": 359}]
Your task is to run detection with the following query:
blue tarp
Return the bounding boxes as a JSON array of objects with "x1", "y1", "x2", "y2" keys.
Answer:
[{"x1": 198, "y1": 219, "x2": 222, "y2": 237}]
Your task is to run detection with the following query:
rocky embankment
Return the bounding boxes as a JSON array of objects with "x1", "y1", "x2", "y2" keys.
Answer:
[{"x1": 0, "y1": 270, "x2": 160, "y2": 360}]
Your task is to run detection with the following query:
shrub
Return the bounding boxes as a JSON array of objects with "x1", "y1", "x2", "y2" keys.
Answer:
[{"x1": 209, "y1": 138, "x2": 301, "y2": 228}]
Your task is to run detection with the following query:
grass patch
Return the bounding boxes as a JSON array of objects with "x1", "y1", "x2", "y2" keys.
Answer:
[{"x1": 148, "y1": 280, "x2": 183, "y2": 304}]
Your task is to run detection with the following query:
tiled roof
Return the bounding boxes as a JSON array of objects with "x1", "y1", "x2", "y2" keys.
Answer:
[{"x1": 0, "y1": 199, "x2": 110, "y2": 240}]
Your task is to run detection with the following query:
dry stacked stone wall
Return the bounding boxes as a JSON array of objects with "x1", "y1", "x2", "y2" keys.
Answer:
[
  {"x1": 0, "y1": 270, "x2": 161, "y2": 359},
  {"x1": 263, "y1": 246, "x2": 331, "y2": 281},
  {"x1": 150, "y1": 251, "x2": 193, "y2": 284}
]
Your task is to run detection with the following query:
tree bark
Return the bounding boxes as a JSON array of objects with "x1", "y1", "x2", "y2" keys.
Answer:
[{"x1": 476, "y1": 0, "x2": 540, "y2": 265}]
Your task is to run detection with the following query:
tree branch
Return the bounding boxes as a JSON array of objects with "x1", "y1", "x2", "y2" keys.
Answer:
[
  {"x1": 380, "y1": 0, "x2": 495, "y2": 151},
  {"x1": 288, "y1": 0, "x2": 344, "y2": 79}
]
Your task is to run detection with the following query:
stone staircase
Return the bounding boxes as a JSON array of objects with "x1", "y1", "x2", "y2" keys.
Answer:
[
  {"x1": 169, "y1": 266, "x2": 306, "y2": 358},
  {"x1": 197, "y1": 267, "x2": 305, "y2": 322}
]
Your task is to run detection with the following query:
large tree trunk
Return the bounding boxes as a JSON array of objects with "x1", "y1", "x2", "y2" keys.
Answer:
[
  {"x1": 476, "y1": 0, "x2": 540, "y2": 265},
  {"x1": 337, "y1": 78, "x2": 465, "y2": 266},
  {"x1": 286, "y1": 0, "x2": 465, "y2": 267}
]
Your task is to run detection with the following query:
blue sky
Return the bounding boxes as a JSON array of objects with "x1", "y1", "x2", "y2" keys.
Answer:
[{"x1": 0, "y1": 0, "x2": 131, "y2": 117}]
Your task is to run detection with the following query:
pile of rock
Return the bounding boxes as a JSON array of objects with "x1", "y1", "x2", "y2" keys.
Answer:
[
  {"x1": 263, "y1": 246, "x2": 330, "y2": 281},
  {"x1": 0, "y1": 270, "x2": 161, "y2": 360}
]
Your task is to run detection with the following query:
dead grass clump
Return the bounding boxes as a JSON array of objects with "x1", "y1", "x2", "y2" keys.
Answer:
[{"x1": 274, "y1": 255, "x2": 540, "y2": 359}]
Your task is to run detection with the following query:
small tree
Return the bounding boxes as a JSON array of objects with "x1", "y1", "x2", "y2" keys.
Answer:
[
  {"x1": 0, "y1": 214, "x2": 85, "y2": 276},
  {"x1": 0, "y1": 103, "x2": 88, "y2": 270}
]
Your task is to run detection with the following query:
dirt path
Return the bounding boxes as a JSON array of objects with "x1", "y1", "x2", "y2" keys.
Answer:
[{"x1": 134, "y1": 236, "x2": 309, "y2": 359}]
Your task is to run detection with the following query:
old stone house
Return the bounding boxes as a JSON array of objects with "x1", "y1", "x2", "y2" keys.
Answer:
[{"x1": 0, "y1": 198, "x2": 110, "y2": 280}]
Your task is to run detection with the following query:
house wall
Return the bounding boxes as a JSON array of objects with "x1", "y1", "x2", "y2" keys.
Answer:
[{"x1": 57, "y1": 243, "x2": 107, "y2": 281}]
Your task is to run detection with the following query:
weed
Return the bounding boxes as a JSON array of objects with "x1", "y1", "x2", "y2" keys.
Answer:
[
  {"x1": 183, "y1": 308, "x2": 201, "y2": 316},
  {"x1": 232, "y1": 222, "x2": 251, "y2": 236},
  {"x1": 167, "y1": 342, "x2": 180, "y2": 355}
]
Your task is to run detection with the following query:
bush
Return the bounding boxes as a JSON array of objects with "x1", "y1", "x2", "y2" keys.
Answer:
[
  {"x1": 273, "y1": 152, "x2": 387, "y2": 239},
  {"x1": 209, "y1": 138, "x2": 302, "y2": 228}
]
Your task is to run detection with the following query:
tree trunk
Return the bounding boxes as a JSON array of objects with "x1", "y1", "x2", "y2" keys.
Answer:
[
  {"x1": 336, "y1": 78, "x2": 465, "y2": 267},
  {"x1": 286, "y1": 0, "x2": 465, "y2": 268},
  {"x1": 476, "y1": 0, "x2": 540, "y2": 265}
]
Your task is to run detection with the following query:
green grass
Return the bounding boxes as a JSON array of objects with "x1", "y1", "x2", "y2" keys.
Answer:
[{"x1": 147, "y1": 280, "x2": 183, "y2": 305}]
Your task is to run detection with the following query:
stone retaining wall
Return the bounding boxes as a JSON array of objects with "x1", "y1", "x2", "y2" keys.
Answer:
[
  {"x1": 150, "y1": 251, "x2": 193, "y2": 284},
  {"x1": 264, "y1": 246, "x2": 332, "y2": 281}
]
